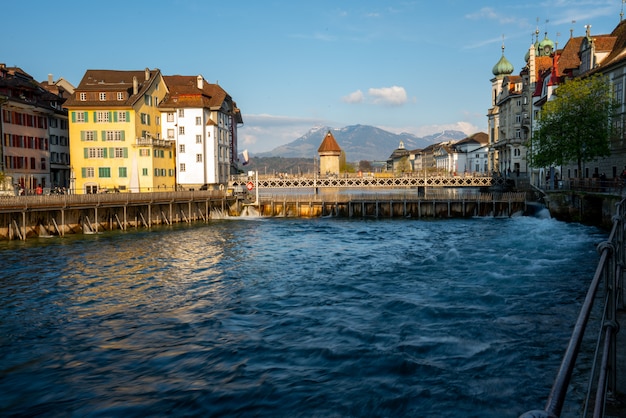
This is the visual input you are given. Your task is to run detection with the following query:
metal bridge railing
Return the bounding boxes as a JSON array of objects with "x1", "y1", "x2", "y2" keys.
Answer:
[{"x1": 520, "y1": 199, "x2": 626, "y2": 418}]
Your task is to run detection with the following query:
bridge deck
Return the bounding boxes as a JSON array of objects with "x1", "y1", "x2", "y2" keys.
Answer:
[{"x1": 231, "y1": 175, "x2": 507, "y2": 189}]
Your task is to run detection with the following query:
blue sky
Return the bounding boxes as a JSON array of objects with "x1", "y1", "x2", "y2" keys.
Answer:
[{"x1": 4, "y1": 1, "x2": 625, "y2": 153}]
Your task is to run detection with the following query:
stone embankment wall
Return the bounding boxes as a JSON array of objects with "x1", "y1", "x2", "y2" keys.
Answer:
[{"x1": 543, "y1": 191, "x2": 622, "y2": 230}]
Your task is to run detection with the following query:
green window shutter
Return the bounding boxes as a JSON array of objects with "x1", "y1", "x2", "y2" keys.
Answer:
[
  {"x1": 103, "y1": 148, "x2": 108, "y2": 158},
  {"x1": 84, "y1": 148, "x2": 89, "y2": 159},
  {"x1": 101, "y1": 131, "x2": 106, "y2": 141},
  {"x1": 93, "y1": 111, "x2": 97, "y2": 122},
  {"x1": 109, "y1": 147, "x2": 114, "y2": 158},
  {"x1": 109, "y1": 111, "x2": 113, "y2": 121},
  {"x1": 147, "y1": 114, "x2": 151, "y2": 125},
  {"x1": 84, "y1": 112, "x2": 89, "y2": 122},
  {"x1": 72, "y1": 112, "x2": 76, "y2": 123},
  {"x1": 123, "y1": 148, "x2": 128, "y2": 158},
  {"x1": 121, "y1": 131, "x2": 125, "y2": 140},
  {"x1": 80, "y1": 131, "x2": 85, "y2": 141},
  {"x1": 126, "y1": 111, "x2": 130, "y2": 121},
  {"x1": 81, "y1": 168, "x2": 86, "y2": 178},
  {"x1": 113, "y1": 112, "x2": 118, "y2": 122}
]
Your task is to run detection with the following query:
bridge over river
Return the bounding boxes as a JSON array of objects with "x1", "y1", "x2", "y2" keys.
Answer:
[{"x1": 229, "y1": 174, "x2": 508, "y2": 190}]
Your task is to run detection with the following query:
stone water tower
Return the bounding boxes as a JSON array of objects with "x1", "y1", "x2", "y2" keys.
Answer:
[{"x1": 317, "y1": 131, "x2": 342, "y2": 176}]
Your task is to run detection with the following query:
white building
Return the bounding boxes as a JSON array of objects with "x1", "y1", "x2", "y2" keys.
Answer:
[{"x1": 160, "y1": 75, "x2": 243, "y2": 190}]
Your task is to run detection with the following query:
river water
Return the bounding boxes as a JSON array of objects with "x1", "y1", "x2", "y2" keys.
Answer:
[{"x1": 0, "y1": 214, "x2": 607, "y2": 417}]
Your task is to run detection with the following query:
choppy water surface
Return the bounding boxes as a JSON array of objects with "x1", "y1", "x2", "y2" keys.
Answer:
[{"x1": 0, "y1": 216, "x2": 606, "y2": 417}]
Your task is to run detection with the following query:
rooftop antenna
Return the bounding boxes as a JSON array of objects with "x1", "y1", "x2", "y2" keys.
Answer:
[
  {"x1": 570, "y1": 20, "x2": 576, "y2": 39},
  {"x1": 621, "y1": 0, "x2": 625, "y2": 22}
]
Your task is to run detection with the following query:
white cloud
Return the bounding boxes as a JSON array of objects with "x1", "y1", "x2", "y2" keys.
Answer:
[
  {"x1": 367, "y1": 86, "x2": 408, "y2": 106},
  {"x1": 342, "y1": 89, "x2": 365, "y2": 103}
]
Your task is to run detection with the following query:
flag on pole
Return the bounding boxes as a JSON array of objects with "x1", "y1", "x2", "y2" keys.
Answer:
[{"x1": 239, "y1": 149, "x2": 250, "y2": 165}]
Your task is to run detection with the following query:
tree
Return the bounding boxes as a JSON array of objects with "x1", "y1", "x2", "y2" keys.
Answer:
[{"x1": 528, "y1": 74, "x2": 618, "y2": 176}]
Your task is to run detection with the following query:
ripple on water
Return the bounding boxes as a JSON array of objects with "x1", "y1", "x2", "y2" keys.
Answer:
[{"x1": 0, "y1": 217, "x2": 604, "y2": 417}]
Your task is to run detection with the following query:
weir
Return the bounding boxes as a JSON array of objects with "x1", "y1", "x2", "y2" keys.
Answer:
[
  {"x1": 0, "y1": 189, "x2": 528, "y2": 240},
  {"x1": 0, "y1": 191, "x2": 238, "y2": 241}
]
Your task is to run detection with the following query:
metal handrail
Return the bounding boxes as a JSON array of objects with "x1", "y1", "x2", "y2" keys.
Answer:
[{"x1": 520, "y1": 199, "x2": 625, "y2": 418}]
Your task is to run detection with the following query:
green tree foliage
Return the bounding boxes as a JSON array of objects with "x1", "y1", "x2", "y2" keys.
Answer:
[{"x1": 528, "y1": 74, "x2": 618, "y2": 175}]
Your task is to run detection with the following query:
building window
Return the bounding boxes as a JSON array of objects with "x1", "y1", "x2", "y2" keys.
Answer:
[
  {"x1": 119, "y1": 167, "x2": 127, "y2": 177},
  {"x1": 83, "y1": 167, "x2": 95, "y2": 178},
  {"x1": 76, "y1": 112, "x2": 86, "y2": 122},
  {"x1": 79, "y1": 92, "x2": 87, "y2": 101},
  {"x1": 179, "y1": 144, "x2": 185, "y2": 153},
  {"x1": 515, "y1": 130, "x2": 521, "y2": 139},
  {"x1": 196, "y1": 117, "x2": 202, "y2": 125},
  {"x1": 155, "y1": 116, "x2": 160, "y2": 125},
  {"x1": 139, "y1": 149, "x2": 150, "y2": 157},
  {"x1": 98, "y1": 167, "x2": 111, "y2": 178},
  {"x1": 117, "y1": 111, "x2": 127, "y2": 122},
  {"x1": 144, "y1": 95, "x2": 152, "y2": 106},
  {"x1": 96, "y1": 111, "x2": 110, "y2": 123},
  {"x1": 82, "y1": 130, "x2": 97, "y2": 141},
  {"x1": 105, "y1": 131, "x2": 123, "y2": 141},
  {"x1": 178, "y1": 109, "x2": 184, "y2": 117},
  {"x1": 88, "y1": 147, "x2": 106, "y2": 158},
  {"x1": 114, "y1": 147, "x2": 126, "y2": 158},
  {"x1": 167, "y1": 112, "x2": 174, "y2": 122},
  {"x1": 180, "y1": 163, "x2": 186, "y2": 172},
  {"x1": 196, "y1": 154, "x2": 202, "y2": 163},
  {"x1": 196, "y1": 135, "x2": 202, "y2": 144},
  {"x1": 99, "y1": 92, "x2": 107, "y2": 101},
  {"x1": 117, "y1": 92, "x2": 124, "y2": 101},
  {"x1": 167, "y1": 129, "x2": 175, "y2": 139},
  {"x1": 142, "y1": 168, "x2": 148, "y2": 176},
  {"x1": 140, "y1": 113, "x2": 150, "y2": 125},
  {"x1": 179, "y1": 126, "x2": 185, "y2": 135}
]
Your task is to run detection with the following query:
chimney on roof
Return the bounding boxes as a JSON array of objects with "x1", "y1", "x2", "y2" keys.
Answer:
[
  {"x1": 197, "y1": 75, "x2": 203, "y2": 90},
  {"x1": 48, "y1": 74, "x2": 53, "y2": 85},
  {"x1": 145, "y1": 68, "x2": 150, "y2": 81},
  {"x1": 133, "y1": 76, "x2": 138, "y2": 95}
]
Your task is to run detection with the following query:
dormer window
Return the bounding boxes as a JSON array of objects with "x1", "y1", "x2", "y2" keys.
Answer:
[
  {"x1": 79, "y1": 92, "x2": 86, "y2": 101},
  {"x1": 99, "y1": 92, "x2": 106, "y2": 101},
  {"x1": 117, "y1": 92, "x2": 124, "y2": 101}
]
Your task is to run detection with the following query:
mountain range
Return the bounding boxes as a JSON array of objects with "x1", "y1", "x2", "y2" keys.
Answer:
[{"x1": 253, "y1": 124, "x2": 469, "y2": 162}]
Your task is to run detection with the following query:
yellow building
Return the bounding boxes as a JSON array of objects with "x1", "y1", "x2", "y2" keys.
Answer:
[{"x1": 64, "y1": 68, "x2": 174, "y2": 193}]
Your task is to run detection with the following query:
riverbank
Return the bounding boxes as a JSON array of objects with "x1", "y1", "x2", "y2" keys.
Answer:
[{"x1": 542, "y1": 191, "x2": 623, "y2": 230}]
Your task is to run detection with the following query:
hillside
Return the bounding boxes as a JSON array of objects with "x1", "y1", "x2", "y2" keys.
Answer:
[{"x1": 255, "y1": 124, "x2": 467, "y2": 162}]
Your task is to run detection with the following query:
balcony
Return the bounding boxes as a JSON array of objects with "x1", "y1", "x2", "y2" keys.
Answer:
[{"x1": 134, "y1": 138, "x2": 172, "y2": 148}]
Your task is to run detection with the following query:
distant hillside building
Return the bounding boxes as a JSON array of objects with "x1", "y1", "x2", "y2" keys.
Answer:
[{"x1": 318, "y1": 131, "x2": 343, "y2": 175}]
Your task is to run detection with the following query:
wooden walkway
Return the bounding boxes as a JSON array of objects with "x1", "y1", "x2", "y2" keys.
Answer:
[{"x1": 231, "y1": 174, "x2": 507, "y2": 190}]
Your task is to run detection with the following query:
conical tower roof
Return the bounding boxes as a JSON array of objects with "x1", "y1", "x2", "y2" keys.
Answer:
[{"x1": 318, "y1": 131, "x2": 342, "y2": 153}]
